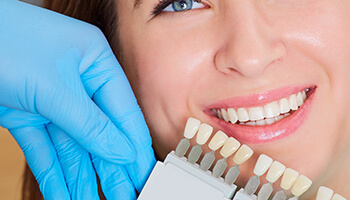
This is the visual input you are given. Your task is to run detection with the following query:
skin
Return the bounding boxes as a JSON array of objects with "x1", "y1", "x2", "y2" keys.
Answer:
[{"x1": 116, "y1": 0, "x2": 350, "y2": 198}]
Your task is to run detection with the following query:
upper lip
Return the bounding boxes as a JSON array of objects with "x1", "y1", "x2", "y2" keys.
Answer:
[{"x1": 204, "y1": 85, "x2": 314, "y2": 110}]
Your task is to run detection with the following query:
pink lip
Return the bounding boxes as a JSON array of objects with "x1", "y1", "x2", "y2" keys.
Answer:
[{"x1": 204, "y1": 86, "x2": 316, "y2": 144}]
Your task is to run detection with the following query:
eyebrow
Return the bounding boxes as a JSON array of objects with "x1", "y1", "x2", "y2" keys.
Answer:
[{"x1": 134, "y1": 0, "x2": 142, "y2": 8}]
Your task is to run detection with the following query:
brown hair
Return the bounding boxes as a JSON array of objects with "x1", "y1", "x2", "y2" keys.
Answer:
[{"x1": 23, "y1": 0, "x2": 119, "y2": 199}]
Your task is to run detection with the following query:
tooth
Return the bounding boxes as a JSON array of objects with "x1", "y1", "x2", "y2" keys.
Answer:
[
  {"x1": 280, "y1": 168, "x2": 299, "y2": 190},
  {"x1": 233, "y1": 144, "x2": 253, "y2": 165},
  {"x1": 217, "y1": 109, "x2": 223, "y2": 120},
  {"x1": 266, "y1": 161, "x2": 286, "y2": 183},
  {"x1": 220, "y1": 137, "x2": 241, "y2": 158},
  {"x1": 246, "y1": 121, "x2": 256, "y2": 126},
  {"x1": 249, "y1": 107, "x2": 265, "y2": 121},
  {"x1": 302, "y1": 90, "x2": 307, "y2": 101},
  {"x1": 264, "y1": 102, "x2": 280, "y2": 118},
  {"x1": 184, "y1": 118, "x2": 201, "y2": 139},
  {"x1": 237, "y1": 108, "x2": 249, "y2": 122},
  {"x1": 254, "y1": 154, "x2": 273, "y2": 176},
  {"x1": 331, "y1": 194, "x2": 346, "y2": 200},
  {"x1": 221, "y1": 108, "x2": 230, "y2": 122},
  {"x1": 291, "y1": 175, "x2": 312, "y2": 197},
  {"x1": 279, "y1": 98, "x2": 290, "y2": 114},
  {"x1": 275, "y1": 115, "x2": 284, "y2": 122},
  {"x1": 208, "y1": 131, "x2": 228, "y2": 151},
  {"x1": 196, "y1": 123, "x2": 213, "y2": 145},
  {"x1": 227, "y1": 108, "x2": 238, "y2": 124},
  {"x1": 213, "y1": 109, "x2": 218, "y2": 117},
  {"x1": 289, "y1": 94, "x2": 298, "y2": 110},
  {"x1": 265, "y1": 118, "x2": 275, "y2": 125},
  {"x1": 297, "y1": 92, "x2": 304, "y2": 107},
  {"x1": 316, "y1": 186, "x2": 334, "y2": 200},
  {"x1": 256, "y1": 119, "x2": 266, "y2": 126}
]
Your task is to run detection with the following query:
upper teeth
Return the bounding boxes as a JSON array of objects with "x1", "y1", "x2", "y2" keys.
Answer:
[{"x1": 215, "y1": 90, "x2": 308, "y2": 125}]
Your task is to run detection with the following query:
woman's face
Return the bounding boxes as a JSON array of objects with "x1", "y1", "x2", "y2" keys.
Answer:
[{"x1": 116, "y1": 0, "x2": 350, "y2": 195}]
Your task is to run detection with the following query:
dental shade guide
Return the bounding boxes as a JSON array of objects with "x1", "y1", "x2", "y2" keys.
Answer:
[
  {"x1": 175, "y1": 118, "x2": 200, "y2": 157},
  {"x1": 138, "y1": 120, "x2": 238, "y2": 200},
  {"x1": 245, "y1": 154, "x2": 273, "y2": 195},
  {"x1": 187, "y1": 123, "x2": 213, "y2": 164},
  {"x1": 225, "y1": 144, "x2": 253, "y2": 185},
  {"x1": 289, "y1": 175, "x2": 312, "y2": 200},
  {"x1": 315, "y1": 186, "x2": 348, "y2": 200},
  {"x1": 200, "y1": 131, "x2": 228, "y2": 171},
  {"x1": 258, "y1": 161, "x2": 286, "y2": 200},
  {"x1": 138, "y1": 118, "x2": 344, "y2": 200},
  {"x1": 316, "y1": 186, "x2": 334, "y2": 200},
  {"x1": 213, "y1": 137, "x2": 240, "y2": 178}
]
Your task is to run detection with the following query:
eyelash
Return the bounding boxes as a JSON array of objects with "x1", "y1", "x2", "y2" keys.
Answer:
[{"x1": 152, "y1": 0, "x2": 203, "y2": 16}]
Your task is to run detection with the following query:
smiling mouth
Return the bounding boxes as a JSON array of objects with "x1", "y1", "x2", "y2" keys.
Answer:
[{"x1": 212, "y1": 88, "x2": 312, "y2": 126}]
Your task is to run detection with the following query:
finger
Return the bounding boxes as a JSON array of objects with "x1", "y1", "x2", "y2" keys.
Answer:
[
  {"x1": 81, "y1": 49, "x2": 152, "y2": 146},
  {"x1": 0, "y1": 107, "x2": 49, "y2": 130},
  {"x1": 0, "y1": 0, "x2": 136, "y2": 165},
  {"x1": 92, "y1": 155, "x2": 137, "y2": 200},
  {"x1": 47, "y1": 123, "x2": 99, "y2": 200},
  {"x1": 9, "y1": 125, "x2": 70, "y2": 200},
  {"x1": 81, "y1": 50, "x2": 156, "y2": 191},
  {"x1": 33, "y1": 65, "x2": 136, "y2": 164},
  {"x1": 117, "y1": 113, "x2": 156, "y2": 192}
]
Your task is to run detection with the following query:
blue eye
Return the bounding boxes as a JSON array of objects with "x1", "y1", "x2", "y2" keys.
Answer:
[{"x1": 164, "y1": 0, "x2": 204, "y2": 12}]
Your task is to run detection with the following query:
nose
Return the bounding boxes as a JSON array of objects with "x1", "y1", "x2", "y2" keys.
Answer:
[{"x1": 215, "y1": 1, "x2": 286, "y2": 78}]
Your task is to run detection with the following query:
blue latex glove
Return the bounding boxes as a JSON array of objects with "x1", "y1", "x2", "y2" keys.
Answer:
[{"x1": 0, "y1": 1, "x2": 156, "y2": 199}]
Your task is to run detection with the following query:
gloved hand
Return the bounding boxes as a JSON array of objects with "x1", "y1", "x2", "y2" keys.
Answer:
[{"x1": 0, "y1": 0, "x2": 156, "y2": 199}]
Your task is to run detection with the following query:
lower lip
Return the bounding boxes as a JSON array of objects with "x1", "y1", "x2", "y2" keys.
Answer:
[{"x1": 207, "y1": 90, "x2": 315, "y2": 144}]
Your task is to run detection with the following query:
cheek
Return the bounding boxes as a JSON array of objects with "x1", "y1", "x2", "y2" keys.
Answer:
[
  {"x1": 274, "y1": 1, "x2": 350, "y2": 180},
  {"x1": 126, "y1": 28, "x2": 208, "y2": 155},
  {"x1": 133, "y1": 23, "x2": 214, "y2": 115},
  {"x1": 128, "y1": 19, "x2": 221, "y2": 157},
  {"x1": 281, "y1": 1, "x2": 350, "y2": 89}
]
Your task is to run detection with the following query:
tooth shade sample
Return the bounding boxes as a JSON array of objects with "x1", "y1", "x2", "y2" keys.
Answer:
[
  {"x1": 291, "y1": 175, "x2": 312, "y2": 197},
  {"x1": 196, "y1": 123, "x2": 213, "y2": 145},
  {"x1": 249, "y1": 107, "x2": 265, "y2": 121},
  {"x1": 279, "y1": 98, "x2": 290, "y2": 114},
  {"x1": 331, "y1": 194, "x2": 346, "y2": 200},
  {"x1": 208, "y1": 131, "x2": 228, "y2": 151},
  {"x1": 297, "y1": 92, "x2": 304, "y2": 106},
  {"x1": 221, "y1": 108, "x2": 230, "y2": 122},
  {"x1": 233, "y1": 144, "x2": 253, "y2": 165},
  {"x1": 266, "y1": 161, "x2": 286, "y2": 183},
  {"x1": 237, "y1": 108, "x2": 249, "y2": 122},
  {"x1": 228, "y1": 108, "x2": 238, "y2": 123},
  {"x1": 254, "y1": 154, "x2": 273, "y2": 176},
  {"x1": 220, "y1": 137, "x2": 241, "y2": 158},
  {"x1": 280, "y1": 168, "x2": 299, "y2": 190},
  {"x1": 316, "y1": 186, "x2": 334, "y2": 200},
  {"x1": 289, "y1": 94, "x2": 298, "y2": 110},
  {"x1": 184, "y1": 118, "x2": 201, "y2": 139},
  {"x1": 264, "y1": 102, "x2": 280, "y2": 118}
]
